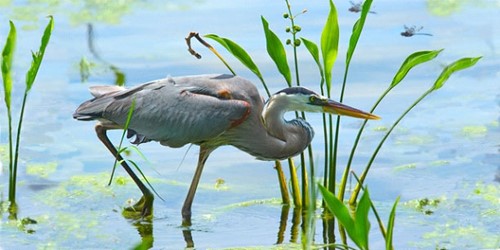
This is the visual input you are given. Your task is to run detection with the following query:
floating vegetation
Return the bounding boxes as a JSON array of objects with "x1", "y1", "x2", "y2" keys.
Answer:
[
  {"x1": 404, "y1": 197, "x2": 443, "y2": 215},
  {"x1": 422, "y1": 223, "x2": 500, "y2": 249},
  {"x1": 395, "y1": 134, "x2": 435, "y2": 145},
  {"x1": 430, "y1": 160, "x2": 451, "y2": 166},
  {"x1": 471, "y1": 182, "x2": 499, "y2": 206},
  {"x1": 221, "y1": 198, "x2": 283, "y2": 210},
  {"x1": 461, "y1": 125, "x2": 488, "y2": 137},
  {"x1": 26, "y1": 162, "x2": 57, "y2": 178},
  {"x1": 214, "y1": 178, "x2": 228, "y2": 190},
  {"x1": 372, "y1": 125, "x2": 389, "y2": 132},
  {"x1": 394, "y1": 163, "x2": 417, "y2": 171}
]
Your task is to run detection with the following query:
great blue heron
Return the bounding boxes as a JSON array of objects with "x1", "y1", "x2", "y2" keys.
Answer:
[{"x1": 73, "y1": 74, "x2": 379, "y2": 225}]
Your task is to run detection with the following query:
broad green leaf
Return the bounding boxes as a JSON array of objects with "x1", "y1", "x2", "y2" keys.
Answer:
[
  {"x1": 318, "y1": 184, "x2": 356, "y2": 237},
  {"x1": 320, "y1": 0, "x2": 339, "y2": 92},
  {"x1": 204, "y1": 34, "x2": 264, "y2": 82},
  {"x1": 354, "y1": 188, "x2": 371, "y2": 250},
  {"x1": 346, "y1": 0, "x2": 372, "y2": 66},
  {"x1": 391, "y1": 49, "x2": 443, "y2": 87},
  {"x1": 25, "y1": 16, "x2": 53, "y2": 92},
  {"x1": 301, "y1": 37, "x2": 324, "y2": 80},
  {"x1": 1, "y1": 21, "x2": 16, "y2": 111},
  {"x1": 318, "y1": 183, "x2": 362, "y2": 247},
  {"x1": 385, "y1": 196, "x2": 400, "y2": 250},
  {"x1": 432, "y1": 56, "x2": 481, "y2": 90},
  {"x1": 261, "y1": 16, "x2": 291, "y2": 86}
]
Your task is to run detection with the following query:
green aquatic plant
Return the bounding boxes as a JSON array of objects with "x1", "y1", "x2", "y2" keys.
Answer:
[
  {"x1": 1, "y1": 17, "x2": 53, "y2": 206},
  {"x1": 183, "y1": 0, "x2": 481, "y2": 248},
  {"x1": 319, "y1": 183, "x2": 400, "y2": 250},
  {"x1": 348, "y1": 56, "x2": 481, "y2": 207}
]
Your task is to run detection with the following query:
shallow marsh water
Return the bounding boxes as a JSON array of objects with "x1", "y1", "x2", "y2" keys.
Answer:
[{"x1": 0, "y1": 0, "x2": 499, "y2": 249}]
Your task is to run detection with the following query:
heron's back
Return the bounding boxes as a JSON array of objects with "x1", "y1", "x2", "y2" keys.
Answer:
[{"x1": 73, "y1": 74, "x2": 260, "y2": 148}]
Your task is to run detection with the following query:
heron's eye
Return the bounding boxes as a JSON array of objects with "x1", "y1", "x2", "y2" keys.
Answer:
[{"x1": 309, "y1": 96, "x2": 317, "y2": 103}]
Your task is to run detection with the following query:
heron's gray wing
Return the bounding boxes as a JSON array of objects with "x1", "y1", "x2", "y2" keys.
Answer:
[{"x1": 82, "y1": 77, "x2": 251, "y2": 147}]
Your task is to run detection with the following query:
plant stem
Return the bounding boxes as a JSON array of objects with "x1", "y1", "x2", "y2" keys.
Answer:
[
  {"x1": 351, "y1": 171, "x2": 387, "y2": 238},
  {"x1": 7, "y1": 110, "x2": 14, "y2": 202},
  {"x1": 349, "y1": 88, "x2": 433, "y2": 206},
  {"x1": 275, "y1": 161, "x2": 290, "y2": 204},
  {"x1": 338, "y1": 87, "x2": 392, "y2": 201},
  {"x1": 11, "y1": 92, "x2": 30, "y2": 202},
  {"x1": 327, "y1": 114, "x2": 334, "y2": 193},
  {"x1": 288, "y1": 158, "x2": 302, "y2": 207}
]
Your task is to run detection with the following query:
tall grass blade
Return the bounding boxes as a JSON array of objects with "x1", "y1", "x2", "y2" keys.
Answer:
[
  {"x1": 432, "y1": 56, "x2": 482, "y2": 90},
  {"x1": 1, "y1": 21, "x2": 16, "y2": 202},
  {"x1": 320, "y1": 0, "x2": 339, "y2": 93},
  {"x1": 204, "y1": 34, "x2": 270, "y2": 96},
  {"x1": 261, "y1": 16, "x2": 292, "y2": 86},
  {"x1": 385, "y1": 197, "x2": 400, "y2": 250}
]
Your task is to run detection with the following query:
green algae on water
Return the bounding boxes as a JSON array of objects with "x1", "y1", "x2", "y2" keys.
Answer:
[
  {"x1": 461, "y1": 125, "x2": 487, "y2": 137},
  {"x1": 26, "y1": 162, "x2": 57, "y2": 178}
]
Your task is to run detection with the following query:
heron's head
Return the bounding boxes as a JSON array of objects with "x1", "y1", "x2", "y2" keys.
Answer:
[{"x1": 267, "y1": 87, "x2": 380, "y2": 120}]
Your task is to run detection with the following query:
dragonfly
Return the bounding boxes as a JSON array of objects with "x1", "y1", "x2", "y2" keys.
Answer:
[
  {"x1": 401, "y1": 25, "x2": 433, "y2": 37},
  {"x1": 348, "y1": 1, "x2": 377, "y2": 14}
]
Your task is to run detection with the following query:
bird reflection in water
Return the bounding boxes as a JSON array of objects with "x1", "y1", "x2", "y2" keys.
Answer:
[{"x1": 129, "y1": 205, "x2": 340, "y2": 249}]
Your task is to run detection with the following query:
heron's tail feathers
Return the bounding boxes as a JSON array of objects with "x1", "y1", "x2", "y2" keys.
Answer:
[{"x1": 73, "y1": 85, "x2": 124, "y2": 121}]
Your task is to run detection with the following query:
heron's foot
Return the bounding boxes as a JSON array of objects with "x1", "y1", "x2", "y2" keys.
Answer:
[{"x1": 122, "y1": 195, "x2": 154, "y2": 220}]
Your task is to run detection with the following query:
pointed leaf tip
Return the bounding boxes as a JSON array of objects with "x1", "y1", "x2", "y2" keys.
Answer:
[
  {"x1": 204, "y1": 34, "x2": 263, "y2": 81},
  {"x1": 390, "y1": 49, "x2": 444, "y2": 88},
  {"x1": 320, "y1": 0, "x2": 339, "y2": 92},
  {"x1": 432, "y1": 56, "x2": 481, "y2": 90},
  {"x1": 261, "y1": 16, "x2": 291, "y2": 86}
]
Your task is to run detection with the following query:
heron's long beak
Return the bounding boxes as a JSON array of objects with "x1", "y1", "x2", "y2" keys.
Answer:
[{"x1": 322, "y1": 100, "x2": 380, "y2": 120}]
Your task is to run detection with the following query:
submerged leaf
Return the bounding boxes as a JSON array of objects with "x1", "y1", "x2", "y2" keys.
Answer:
[
  {"x1": 320, "y1": 0, "x2": 339, "y2": 92},
  {"x1": 1, "y1": 21, "x2": 16, "y2": 110},
  {"x1": 261, "y1": 16, "x2": 291, "y2": 86},
  {"x1": 26, "y1": 16, "x2": 54, "y2": 91},
  {"x1": 432, "y1": 56, "x2": 481, "y2": 90},
  {"x1": 204, "y1": 34, "x2": 264, "y2": 82},
  {"x1": 391, "y1": 49, "x2": 443, "y2": 87}
]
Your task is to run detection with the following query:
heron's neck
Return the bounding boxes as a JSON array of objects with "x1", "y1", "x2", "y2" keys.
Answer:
[{"x1": 232, "y1": 98, "x2": 313, "y2": 160}]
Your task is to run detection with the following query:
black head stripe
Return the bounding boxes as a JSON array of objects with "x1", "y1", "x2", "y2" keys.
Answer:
[{"x1": 274, "y1": 87, "x2": 317, "y2": 96}]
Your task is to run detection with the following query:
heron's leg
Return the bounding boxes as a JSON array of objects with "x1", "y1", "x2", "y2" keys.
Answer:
[
  {"x1": 95, "y1": 124, "x2": 154, "y2": 217},
  {"x1": 181, "y1": 146, "x2": 214, "y2": 226}
]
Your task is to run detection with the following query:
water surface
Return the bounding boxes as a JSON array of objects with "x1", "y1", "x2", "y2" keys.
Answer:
[{"x1": 0, "y1": 0, "x2": 499, "y2": 249}]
